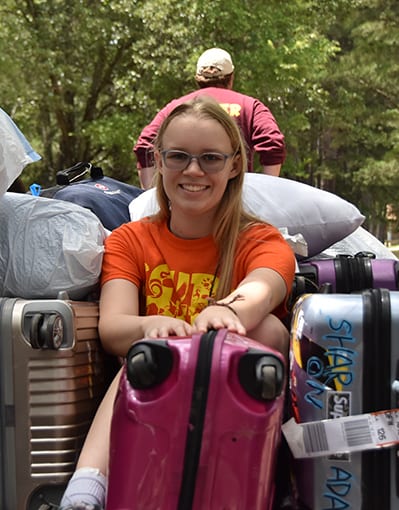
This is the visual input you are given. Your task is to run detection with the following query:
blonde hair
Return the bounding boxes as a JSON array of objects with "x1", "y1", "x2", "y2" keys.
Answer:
[{"x1": 152, "y1": 96, "x2": 260, "y2": 299}]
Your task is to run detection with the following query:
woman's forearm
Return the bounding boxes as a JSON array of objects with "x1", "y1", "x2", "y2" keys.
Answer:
[{"x1": 98, "y1": 314, "x2": 149, "y2": 357}]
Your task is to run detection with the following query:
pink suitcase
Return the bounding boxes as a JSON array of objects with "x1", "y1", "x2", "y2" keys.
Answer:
[{"x1": 106, "y1": 328, "x2": 286, "y2": 510}]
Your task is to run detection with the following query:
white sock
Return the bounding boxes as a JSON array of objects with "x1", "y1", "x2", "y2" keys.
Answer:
[{"x1": 60, "y1": 467, "x2": 107, "y2": 508}]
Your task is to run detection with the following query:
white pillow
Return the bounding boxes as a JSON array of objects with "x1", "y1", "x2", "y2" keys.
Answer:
[
  {"x1": 0, "y1": 108, "x2": 41, "y2": 196},
  {"x1": 0, "y1": 193, "x2": 107, "y2": 299},
  {"x1": 129, "y1": 174, "x2": 365, "y2": 258}
]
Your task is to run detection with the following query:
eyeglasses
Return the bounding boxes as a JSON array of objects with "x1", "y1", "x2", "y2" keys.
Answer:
[{"x1": 160, "y1": 149, "x2": 235, "y2": 174}]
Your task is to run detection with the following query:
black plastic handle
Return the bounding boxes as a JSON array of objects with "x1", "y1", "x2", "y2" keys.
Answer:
[
  {"x1": 56, "y1": 162, "x2": 103, "y2": 185},
  {"x1": 126, "y1": 341, "x2": 174, "y2": 390},
  {"x1": 238, "y1": 349, "x2": 285, "y2": 401}
]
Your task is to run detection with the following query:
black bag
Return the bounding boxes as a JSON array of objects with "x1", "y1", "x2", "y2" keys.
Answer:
[{"x1": 38, "y1": 162, "x2": 143, "y2": 230}]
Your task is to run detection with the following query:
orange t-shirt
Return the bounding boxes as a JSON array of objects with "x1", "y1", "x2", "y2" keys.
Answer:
[{"x1": 101, "y1": 219, "x2": 295, "y2": 322}]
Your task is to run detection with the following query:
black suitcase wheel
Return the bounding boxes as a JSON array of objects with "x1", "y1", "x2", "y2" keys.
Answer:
[
  {"x1": 257, "y1": 362, "x2": 278, "y2": 401},
  {"x1": 126, "y1": 341, "x2": 174, "y2": 390},
  {"x1": 238, "y1": 350, "x2": 285, "y2": 401},
  {"x1": 29, "y1": 313, "x2": 64, "y2": 350}
]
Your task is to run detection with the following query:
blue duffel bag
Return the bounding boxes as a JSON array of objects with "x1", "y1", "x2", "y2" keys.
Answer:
[{"x1": 37, "y1": 162, "x2": 143, "y2": 231}]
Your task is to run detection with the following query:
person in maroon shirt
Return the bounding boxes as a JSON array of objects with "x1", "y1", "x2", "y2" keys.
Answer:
[{"x1": 134, "y1": 47, "x2": 286, "y2": 188}]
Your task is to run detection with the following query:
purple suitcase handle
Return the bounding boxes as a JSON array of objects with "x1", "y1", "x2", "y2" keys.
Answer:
[{"x1": 371, "y1": 259, "x2": 399, "y2": 290}]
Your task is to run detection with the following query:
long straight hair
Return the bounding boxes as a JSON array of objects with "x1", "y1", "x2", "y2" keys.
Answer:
[{"x1": 152, "y1": 96, "x2": 261, "y2": 300}]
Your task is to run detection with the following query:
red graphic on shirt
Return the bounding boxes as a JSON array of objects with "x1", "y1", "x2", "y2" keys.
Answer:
[{"x1": 145, "y1": 264, "x2": 217, "y2": 323}]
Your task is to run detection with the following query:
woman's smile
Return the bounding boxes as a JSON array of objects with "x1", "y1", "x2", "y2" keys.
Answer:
[{"x1": 179, "y1": 182, "x2": 209, "y2": 193}]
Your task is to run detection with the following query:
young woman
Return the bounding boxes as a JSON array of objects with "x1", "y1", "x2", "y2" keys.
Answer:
[{"x1": 60, "y1": 96, "x2": 296, "y2": 510}]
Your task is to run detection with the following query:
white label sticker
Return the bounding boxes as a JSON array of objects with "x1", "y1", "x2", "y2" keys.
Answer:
[{"x1": 282, "y1": 409, "x2": 399, "y2": 458}]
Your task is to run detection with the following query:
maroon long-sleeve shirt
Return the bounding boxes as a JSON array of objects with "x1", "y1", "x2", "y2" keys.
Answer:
[{"x1": 133, "y1": 87, "x2": 285, "y2": 172}]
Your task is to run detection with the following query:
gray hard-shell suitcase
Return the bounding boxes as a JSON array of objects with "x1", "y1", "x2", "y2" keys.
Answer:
[
  {"x1": 289, "y1": 288, "x2": 399, "y2": 510},
  {"x1": 0, "y1": 296, "x2": 114, "y2": 510}
]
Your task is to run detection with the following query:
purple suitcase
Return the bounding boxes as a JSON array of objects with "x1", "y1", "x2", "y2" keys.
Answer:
[
  {"x1": 294, "y1": 253, "x2": 399, "y2": 295},
  {"x1": 106, "y1": 329, "x2": 286, "y2": 510}
]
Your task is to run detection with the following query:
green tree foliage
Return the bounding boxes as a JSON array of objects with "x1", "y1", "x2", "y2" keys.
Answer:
[
  {"x1": 317, "y1": 0, "x2": 399, "y2": 236},
  {"x1": 1, "y1": 0, "x2": 398, "y2": 239},
  {"x1": 0, "y1": 0, "x2": 340, "y2": 184}
]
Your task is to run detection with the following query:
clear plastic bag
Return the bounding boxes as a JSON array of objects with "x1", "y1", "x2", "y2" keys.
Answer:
[
  {"x1": 0, "y1": 193, "x2": 107, "y2": 299},
  {"x1": 0, "y1": 108, "x2": 41, "y2": 196}
]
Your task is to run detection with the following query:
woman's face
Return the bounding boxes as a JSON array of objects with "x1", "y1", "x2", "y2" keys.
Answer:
[{"x1": 155, "y1": 113, "x2": 241, "y2": 237}]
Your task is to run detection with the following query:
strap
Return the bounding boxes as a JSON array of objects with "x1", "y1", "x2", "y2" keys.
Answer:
[{"x1": 56, "y1": 162, "x2": 104, "y2": 185}]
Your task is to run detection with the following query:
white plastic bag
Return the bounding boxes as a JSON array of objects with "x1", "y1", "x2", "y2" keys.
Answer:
[
  {"x1": 0, "y1": 108, "x2": 41, "y2": 196},
  {"x1": 318, "y1": 226, "x2": 398, "y2": 260},
  {"x1": 0, "y1": 193, "x2": 107, "y2": 299}
]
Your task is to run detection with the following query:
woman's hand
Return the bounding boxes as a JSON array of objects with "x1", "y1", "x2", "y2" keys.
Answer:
[
  {"x1": 192, "y1": 304, "x2": 247, "y2": 335},
  {"x1": 142, "y1": 316, "x2": 193, "y2": 339}
]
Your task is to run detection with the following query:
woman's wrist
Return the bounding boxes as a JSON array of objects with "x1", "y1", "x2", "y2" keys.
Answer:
[
  {"x1": 207, "y1": 294, "x2": 244, "y2": 318},
  {"x1": 208, "y1": 302, "x2": 239, "y2": 316}
]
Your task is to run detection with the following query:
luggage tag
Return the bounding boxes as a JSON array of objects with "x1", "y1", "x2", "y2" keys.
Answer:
[{"x1": 282, "y1": 408, "x2": 399, "y2": 458}]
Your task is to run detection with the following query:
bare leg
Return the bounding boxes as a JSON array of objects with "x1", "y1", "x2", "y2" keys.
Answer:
[
  {"x1": 59, "y1": 369, "x2": 122, "y2": 507},
  {"x1": 247, "y1": 314, "x2": 289, "y2": 361},
  {"x1": 76, "y1": 367, "x2": 122, "y2": 473}
]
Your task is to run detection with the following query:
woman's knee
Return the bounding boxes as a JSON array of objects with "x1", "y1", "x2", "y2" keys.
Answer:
[{"x1": 247, "y1": 314, "x2": 289, "y2": 358}]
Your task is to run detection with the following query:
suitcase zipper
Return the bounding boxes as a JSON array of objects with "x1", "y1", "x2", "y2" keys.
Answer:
[
  {"x1": 177, "y1": 329, "x2": 218, "y2": 510},
  {"x1": 362, "y1": 288, "x2": 391, "y2": 510}
]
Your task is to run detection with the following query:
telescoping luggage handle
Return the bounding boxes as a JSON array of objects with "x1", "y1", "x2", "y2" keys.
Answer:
[{"x1": 56, "y1": 161, "x2": 104, "y2": 185}]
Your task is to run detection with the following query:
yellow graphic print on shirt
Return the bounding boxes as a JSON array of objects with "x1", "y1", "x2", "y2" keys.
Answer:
[
  {"x1": 219, "y1": 103, "x2": 241, "y2": 118},
  {"x1": 145, "y1": 264, "x2": 218, "y2": 324}
]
